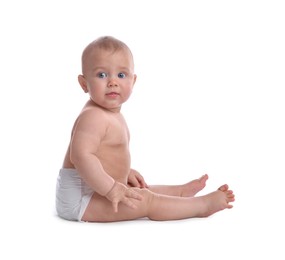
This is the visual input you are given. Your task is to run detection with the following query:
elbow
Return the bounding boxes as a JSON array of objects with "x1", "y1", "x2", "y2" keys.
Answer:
[
  {"x1": 69, "y1": 152, "x2": 78, "y2": 166},
  {"x1": 69, "y1": 149, "x2": 85, "y2": 167},
  {"x1": 70, "y1": 148, "x2": 95, "y2": 168}
]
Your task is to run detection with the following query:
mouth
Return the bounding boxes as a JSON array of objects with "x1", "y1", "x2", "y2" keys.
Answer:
[{"x1": 106, "y1": 92, "x2": 120, "y2": 98}]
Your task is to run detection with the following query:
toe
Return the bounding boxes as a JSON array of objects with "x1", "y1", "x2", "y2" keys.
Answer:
[{"x1": 218, "y1": 184, "x2": 229, "y2": 192}]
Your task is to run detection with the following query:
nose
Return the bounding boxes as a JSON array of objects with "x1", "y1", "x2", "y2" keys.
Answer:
[{"x1": 108, "y1": 78, "x2": 118, "y2": 88}]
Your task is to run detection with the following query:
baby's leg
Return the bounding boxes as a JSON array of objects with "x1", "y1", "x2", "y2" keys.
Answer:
[
  {"x1": 148, "y1": 174, "x2": 208, "y2": 197},
  {"x1": 81, "y1": 184, "x2": 234, "y2": 222},
  {"x1": 148, "y1": 184, "x2": 235, "y2": 220},
  {"x1": 81, "y1": 189, "x2": 152, "y2": 222}
]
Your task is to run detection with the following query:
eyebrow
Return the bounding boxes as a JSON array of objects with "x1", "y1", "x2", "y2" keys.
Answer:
[
  {"x1": 92, "y1": 66, "x2": 132, "y2": 73},
  {"x1": 92, "y1": 67, "x2": 106, "y2": 72}
]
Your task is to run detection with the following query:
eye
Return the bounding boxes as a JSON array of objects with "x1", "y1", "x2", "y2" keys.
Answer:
[
  {"x1": 118, "y1": 72, "x2": 126, "y2": 78},
  {"x1": 98, "y1": 72, "x2": 107, "y2": 78}
]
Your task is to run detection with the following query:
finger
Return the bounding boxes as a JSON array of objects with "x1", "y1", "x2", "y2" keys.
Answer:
[
  {"x1": 112, "y1": 200, "x2": 119, "y2": 213},
  {"x1": 130, "y1": 176, "x2": 140, "y2": 187},
  {"x1": 127, "y1": 189, "x2": 143, "y2": 200},
  {"x1": 134, "y1": 174, "x2": 146, "y2": 188},
  {"x1": 139, "y1": 178, "x2": 148, "y2": 188},
  {"x1": 136, "y1": 175, "x2": 145, "y2": 188},
  {"x1": 122, "y1": 197, "x2": 137, "y2": 209}
]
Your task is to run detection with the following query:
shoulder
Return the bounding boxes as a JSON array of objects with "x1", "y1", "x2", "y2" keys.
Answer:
[
  {"x1": 72, "y1": 103, "x2": 110, "y2": 135},
  {"x1": 80, "y1": 104, "x2": 108, "y2": 121}
]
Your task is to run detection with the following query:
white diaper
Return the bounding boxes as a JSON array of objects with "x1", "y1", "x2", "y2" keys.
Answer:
[{"x1": 56, "y1": 168, "x2": 94, "y2": 221}]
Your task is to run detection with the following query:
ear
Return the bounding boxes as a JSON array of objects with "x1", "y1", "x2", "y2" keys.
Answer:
[
  {"x1": 132, "y1": 74, "x2": 137, "y2": 86},
  {"x1": 78, "y1": 75, "x2": 88, "y2": 93}
]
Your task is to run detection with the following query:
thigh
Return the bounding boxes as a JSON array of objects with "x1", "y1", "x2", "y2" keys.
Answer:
[{"x1": 81, "y1": 189, "x2": 151, "y2": 222}]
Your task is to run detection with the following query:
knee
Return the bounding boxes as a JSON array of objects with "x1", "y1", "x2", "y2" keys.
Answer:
[
  {"x1": 132, "y1": 187, "x2": 153, "y2": 205},
  {"x1": 134, "y1": 188, "x2": 156, "y2": 218}
]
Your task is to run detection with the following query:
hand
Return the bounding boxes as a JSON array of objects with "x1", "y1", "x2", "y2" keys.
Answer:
[
  {"x1": 105, "y1": 181, "x2": 143, "y2": 213},
  {"x1": 128, "y1": 169, "x2": 148, "y2": 188}
]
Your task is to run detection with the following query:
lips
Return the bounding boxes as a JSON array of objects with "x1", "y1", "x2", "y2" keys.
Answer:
[{"x1": 106, "y1": 92, "x2": 120, "y2": 98}]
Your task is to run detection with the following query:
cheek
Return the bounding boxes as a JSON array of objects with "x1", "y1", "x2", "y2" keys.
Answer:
[
  {"x1": 88, "y1": 80, "x2": 104, "y2": 93},
  {"x1": 127, "y1": 79, "x2": 135, "y2": 91},
  {"x1": 124, "y1": 83, "x2": 134, "y2": 95},
  {"x1": 119, "y1": 83, "x2": 132, "y2": 100}
]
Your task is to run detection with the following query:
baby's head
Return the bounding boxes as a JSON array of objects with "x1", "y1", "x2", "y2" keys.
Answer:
[
  {"x1": 81, "y1": 36, "x2": 135, "y2": 76},
  {"x1": 78, "y1": 36, "x2": 137, "y2": 111}
]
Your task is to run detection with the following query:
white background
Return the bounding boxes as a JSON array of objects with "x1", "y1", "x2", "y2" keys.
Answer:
[{"x1": 0, "y1": 0, "x2": 284, "y2": 259}]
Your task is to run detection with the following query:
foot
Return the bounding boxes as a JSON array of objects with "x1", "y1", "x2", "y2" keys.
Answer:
[
  {"x1": 199, "y1": 184, "x2": 235, "y2": 217},
  {"x1": 181, "y1": 174, "x2": 209, "y2": 197}
]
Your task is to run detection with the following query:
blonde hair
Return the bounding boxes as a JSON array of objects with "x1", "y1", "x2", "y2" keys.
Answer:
[{"x1": 81, "y1": 36, "x2": 134, "y2": 74}]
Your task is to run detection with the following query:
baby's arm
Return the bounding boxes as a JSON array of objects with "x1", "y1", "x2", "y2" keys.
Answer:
[{"x1": 70, "y1": 109, "x2": 141, "y2": 211}]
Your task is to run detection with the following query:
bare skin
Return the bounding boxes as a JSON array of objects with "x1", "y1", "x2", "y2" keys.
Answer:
[
  {"x1": 59, "y1": 36, "x2": 235, "y2": 222},
  {"x1": 81, "y1": 183, "x2": 234, "y2": 222},
  {"x1": 149, "y1": 174, "x2": 209, "y2": 197}
]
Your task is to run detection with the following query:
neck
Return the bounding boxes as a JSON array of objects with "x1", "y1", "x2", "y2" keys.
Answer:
[{"x1": 86, "y1": 99, "x2": 121, "y2": 113}]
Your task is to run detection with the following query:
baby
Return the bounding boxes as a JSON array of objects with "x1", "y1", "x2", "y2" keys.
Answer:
[{"x1": 56, "y1": 36, "x2": 235, "y2": 222}]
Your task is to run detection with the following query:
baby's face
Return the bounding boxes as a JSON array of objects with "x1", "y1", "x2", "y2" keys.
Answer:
[{"x1": 81, "y1": 49, "x2": 136, "y2": 112}]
